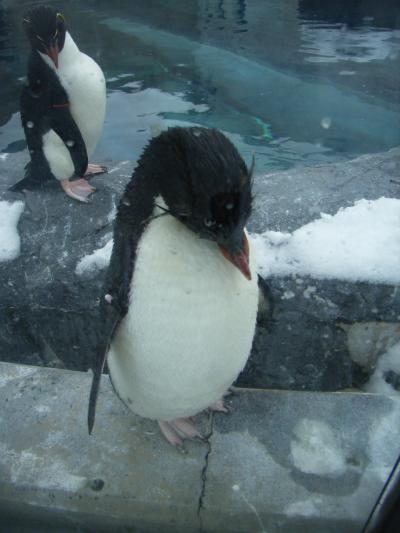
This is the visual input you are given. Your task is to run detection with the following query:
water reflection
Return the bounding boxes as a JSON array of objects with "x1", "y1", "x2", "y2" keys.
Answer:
[
  {"x1": 298, "y1": 0, "x2": 400, "y2": 30},
  {"x1": 0, "y1": 0, "x2": 398, "y2": 173},
  {"x1": 298, "y1": 0, "x2": 400, "y2": 65}
]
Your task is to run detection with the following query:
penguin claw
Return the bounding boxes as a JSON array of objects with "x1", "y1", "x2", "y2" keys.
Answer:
[
  {"x1": 158, "y1": 418, "x2": 206, "y2": 450},
  {"x1": 208, "y1": 399, "x2": 230, "y2": 413},
  {"x1": 158, "y1": 421, "x2": 185, "y2": 450},
  {"x1": 85, "y1": 163, "x2": 108, "y2": 176},
  {"x1": 172, "y1": 418, "x2": 207, "y2": 441},
  {"x1": 60, "y1": 178, "x2": 95, "y2": 203}
]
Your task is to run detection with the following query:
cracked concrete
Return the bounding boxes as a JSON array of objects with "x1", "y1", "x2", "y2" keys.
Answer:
[
  {"x1": 197, "y1": 414, "x2": 214, "y2": 530},
  {"x1": 0, "y1": 361, "x2": 210, "y2": 532},
  {"x1": 1, "y1": 362, "x2": 399, "y2": 532},
  {"x1": 202, "y1": 390, "x2": 400, "y2": 533}
]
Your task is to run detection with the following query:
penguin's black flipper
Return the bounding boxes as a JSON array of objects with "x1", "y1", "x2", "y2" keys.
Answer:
[
  {"x1": 88, "y1": 171, "x2": 158, "y2": 434},
  {"x1": 88, "y1": 227, "x2": 135, "y2": 434},
  {"x1": 11, "y1": 59, "x2": 55, "y2": 191},
  {"x1": 14, "y1": 53, "x2": 88, "y2": 190},
  {"x1": 88, "y1": 302, "x2": 122, "y2": 435},
  {"x1": 8, "y1": 162, "x2": 50, "y2": 192}
]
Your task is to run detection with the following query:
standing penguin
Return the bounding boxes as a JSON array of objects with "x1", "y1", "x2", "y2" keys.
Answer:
[
  {"x1": 10, "y1": 6, "x2": 106, "y2": 202},
  {"x1": 88, "y1": 127, "x2": 259, "y2": 449}
]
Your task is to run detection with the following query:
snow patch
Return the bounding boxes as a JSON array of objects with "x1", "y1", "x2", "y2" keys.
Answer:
[
  {"x1": 364, "y1": 342, "x2": 400, "y2": 396},
  {"x1": 34, "y1": 405, "x2": 50, "y2": 414},
  {"x1": 368, "y1": 409, "x2": 400, "y2": 481},
  {"x1": 0, "y1": 201, "x2": 24, "y2": 262},
  {"x1": 0, "y1": 365, "x2": 37, "y2": 388},
  {"x1": 252, "y1": 198, "x2": 400, "y2": 284},
  {"x1": 291, "y1": 419, "x2": 347, "y2": 476},
  {"x1": 75, "y1": 239, "x2": 113, "y2": 276},
  {"x1": 282, "y1": 290, "x2": 295, "y2": 300},
  {"x1": 286, "y1": 498, "x2": 322, "y2": 517},
  {"x1": 7, "y1": 448, "x2": 87, "y2": 491}
]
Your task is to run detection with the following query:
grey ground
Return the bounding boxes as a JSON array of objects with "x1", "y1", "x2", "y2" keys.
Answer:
[{"x1": 0, "y1": 362, "x2": 399, "y2": 532}]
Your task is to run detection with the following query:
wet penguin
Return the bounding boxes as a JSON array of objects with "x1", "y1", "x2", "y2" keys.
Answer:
[
  {"x1": 88, "y1": 127, "x2": 259, "y2": 449},
  {"x1": 10, "y1": 6, "x2": 106, "y2": 202}
]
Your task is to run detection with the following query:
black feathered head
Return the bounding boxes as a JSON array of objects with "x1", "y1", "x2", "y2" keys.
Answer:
[
  {"x1": 23, "y1": 6, "x2": 67, "y2": 68},
  {"x1": 145, "y1": 127, "x2": 254, "y2": 279}
]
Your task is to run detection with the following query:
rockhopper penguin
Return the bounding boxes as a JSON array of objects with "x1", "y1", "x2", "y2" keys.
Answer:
[
  {"x1": 88, "y1": 127, "x2": 259, "y2": 449},
  {"x1": 10, "y1": 6, "x2": 106, "y2": 202}
]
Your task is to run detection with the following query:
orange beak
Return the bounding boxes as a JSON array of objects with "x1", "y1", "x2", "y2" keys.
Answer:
[
  {"x1": 219, "y1": 232, "x2": 251, "y2": 280},
  {"x1": 47, "y1": 43, "x2": 59, "y2": 68}
]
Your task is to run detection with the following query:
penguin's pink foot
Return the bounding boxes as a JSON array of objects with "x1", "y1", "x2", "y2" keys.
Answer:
[
  {"x1": 85, "y1": 163, "x2": 108, "y2": 176},
  {"x1": 60, "y1": 178, "x2": 95, "y2": 203},
  {"x1": 158, "y1": 418, "x2": 206, "y2": 451},
  {"x1": 208, "y1": 399, "x2": 230, "y2": 413}
]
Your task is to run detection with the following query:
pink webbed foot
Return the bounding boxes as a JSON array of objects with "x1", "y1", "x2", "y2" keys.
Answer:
[
  {"x1": 84, "y1": 163, "x2": 108, "y2": 176},
  {"x1": 60, "y1": 178, "x2": 95, "y2": 203},
  {"x1": 158, "y1": 418, "x2": 206, "y2": 452},
  {"x1": 208, "y1": 399, "x2": 230, "y2": 413}
]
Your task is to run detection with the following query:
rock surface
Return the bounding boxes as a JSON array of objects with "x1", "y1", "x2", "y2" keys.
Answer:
[
  {"x1": 1, "y1": 362, "x2": 399, "y2": 532},
  {"x1": 1, "y1": 147, "x2": 400, "y2": 391}
]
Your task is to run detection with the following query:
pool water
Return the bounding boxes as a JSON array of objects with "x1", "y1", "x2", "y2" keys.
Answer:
[{"x1": 0, "y1": 0, "x2": 399, "y2": 174}]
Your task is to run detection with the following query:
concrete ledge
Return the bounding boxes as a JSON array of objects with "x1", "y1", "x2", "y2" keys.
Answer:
[{"x1": 0, "y1": 362, "x2": 399, "y2": 532}]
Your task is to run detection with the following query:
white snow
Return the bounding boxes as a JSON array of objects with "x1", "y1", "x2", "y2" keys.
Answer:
[
  {"x1": 286, "y1": 498, "x2": 322, "y2": 517},
  {"x1": 282, "y1": 290, "x2": 295, "y2": 300},
  {"x1": 0, "y1": 201, "x2": 25, "y2": 262},
  {"x1": 364, "y1": 342, "x2": 400, "y2": 396},
  {"x1": 75, "y1": 197, "x2": 400, "y2": 285},
  {"x1": 252, "y1": 197, "x2": 400, "y2": 284},
  {"x1": 0, "y1": 365, "x2": 37, "y2": 388},
  {"x1": 291, "y1": 419, "x2": 347, "y2": 476},
  {"x1": 6, "y1": 447, "x2": 87, "y2": 491},
  {"x1": 75, "y1": 239, "x2": 113, "y2": 276},
  {"x1": 368, "y1": 409, "x2": 400, "y2": 481}
]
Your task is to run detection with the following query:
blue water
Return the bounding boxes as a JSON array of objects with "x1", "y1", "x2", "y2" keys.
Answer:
[{"x1": 0, "y1": 0, "x2": 399, "y2": 174}]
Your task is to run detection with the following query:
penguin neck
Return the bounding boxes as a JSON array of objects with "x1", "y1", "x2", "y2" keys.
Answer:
[{"x1": 38, "y1": 32, "x2": 80, "y2": 73}]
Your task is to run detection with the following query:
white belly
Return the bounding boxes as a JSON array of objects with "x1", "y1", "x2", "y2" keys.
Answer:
[
  {"x1": 58, "y1": 54, "x2": 106, "y2": 157},
  {"x1": 107, "y1": 213, "x2": 259, "y2": 421},
  {"x1": 41, "y1": 33, "x2": 106, "y2": 180}
]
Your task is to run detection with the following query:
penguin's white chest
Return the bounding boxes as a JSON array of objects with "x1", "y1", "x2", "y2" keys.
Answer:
[
  {"x1": 107, "y1": 213, "x2": 259, "y2": 421},
  {"x1": 57, "y1": 36, "x2": 106, "y2": 156}
]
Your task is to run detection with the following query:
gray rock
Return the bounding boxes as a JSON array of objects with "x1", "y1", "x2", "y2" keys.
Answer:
[
  {"x1": 239, "y1": 147, "x2": 400, "y2": 391},
  {"x1": 250, "y1": 146, "x2": 400, "y2": 233},
  {"x1": 1, "y1": 147, "x2": 400, "y2": 391},
  {"x1": 0, "y1": 153, "x2": 129, "y2": 371},
  {"x1": 201, "y1": 388, "x2": 400, "y2": 533}
]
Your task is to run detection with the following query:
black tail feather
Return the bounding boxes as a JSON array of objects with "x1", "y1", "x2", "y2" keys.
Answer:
[
  {"x1": 9, "y1": 176, "x2": 39, "y2": 192},
  {"x1": 9, "y1": 161, "x2": 52, "y2": 192}
]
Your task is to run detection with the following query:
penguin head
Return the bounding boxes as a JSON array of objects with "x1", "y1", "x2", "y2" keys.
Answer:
[
  {"x1": 23, "y1": 6, "x2": 67, "y2": 68},
  {"x1": 153, "y1": 127, "x2": 254, "y2": 280}
]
